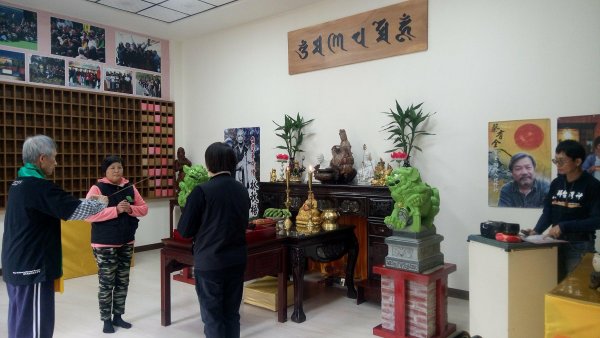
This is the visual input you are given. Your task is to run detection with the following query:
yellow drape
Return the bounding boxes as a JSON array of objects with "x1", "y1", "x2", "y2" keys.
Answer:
[
  {"x1": 545, "y1": 253, "x2": 600, "y2": 338},
  {"x1": 61, "y1": 220, "x2": 98, "y2": 280}
]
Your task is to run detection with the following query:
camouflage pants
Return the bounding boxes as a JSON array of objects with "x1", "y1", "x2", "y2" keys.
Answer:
[{"x1": 92, "y1": 244, "x2": 134, "y2": 321}]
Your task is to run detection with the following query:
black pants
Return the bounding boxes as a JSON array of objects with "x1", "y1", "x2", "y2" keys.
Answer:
[{"x1": 194, "y1": 264, "x2": 245, "y2": 338}]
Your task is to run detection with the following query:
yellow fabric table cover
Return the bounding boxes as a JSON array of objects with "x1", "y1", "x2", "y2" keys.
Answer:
[
  {"x1": 545, "y1": 253, "x2": 600, "y2": 338},
  {"x1": 61, "y1": 220, "x2": 97, "y2": 279}
]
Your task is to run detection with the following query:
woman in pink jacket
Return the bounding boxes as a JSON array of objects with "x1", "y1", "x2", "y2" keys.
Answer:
[{"x1": 86, "y1": 156, "x2": 148, "y2": 333}]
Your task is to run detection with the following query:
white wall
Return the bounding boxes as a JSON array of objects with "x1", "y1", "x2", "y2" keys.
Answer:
[{"x1": 176, "y1": 0, "x2": 600, "y2": 291}]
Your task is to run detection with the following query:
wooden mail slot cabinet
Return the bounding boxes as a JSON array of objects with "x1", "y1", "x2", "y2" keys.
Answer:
[{"x1": 0, "y1": 81, "x2": 176, "y2": 208}]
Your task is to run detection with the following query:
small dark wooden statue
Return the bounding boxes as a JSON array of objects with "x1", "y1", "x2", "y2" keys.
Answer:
[
  {"x1": 174, "y1": 147, "x2": 192, "y2": 194},
  {"x1": 329, "y1": 129, "x2": 357, "y2": 184}
]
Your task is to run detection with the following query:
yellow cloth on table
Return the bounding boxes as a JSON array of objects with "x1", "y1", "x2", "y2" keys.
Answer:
[
  {"x1": 243, "y1": 276, "x2": 293, "y2": 311},
  {"x1": 61, "y1": 220, "x2": 97, "y2": 280},
  {"x1": 545, "y1": 253, "x2": 600, "y2": 338}
]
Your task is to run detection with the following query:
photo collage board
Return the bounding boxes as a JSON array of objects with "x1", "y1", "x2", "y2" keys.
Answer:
[{"x1": 0, "y1": 3, "x2": 163, "y2": 98}]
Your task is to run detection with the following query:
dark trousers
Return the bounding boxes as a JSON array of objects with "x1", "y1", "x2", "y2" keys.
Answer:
[
  {"x1": 6, "y1": 280, "x2": 55, "y2": 338},
  {"x1": 558, "y1": 240, "x2": 595, "y2": 282},
  {"x1": 194, "y1": 264, "x2": 245, "y2": 338}
]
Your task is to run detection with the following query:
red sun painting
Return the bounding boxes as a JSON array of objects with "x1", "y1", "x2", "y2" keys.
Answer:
[{"x1": 514, "y1": 123, "x2": 544, "y2": 150}]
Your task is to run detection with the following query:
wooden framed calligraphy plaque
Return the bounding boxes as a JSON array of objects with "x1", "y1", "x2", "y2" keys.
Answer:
[{"x1": 288, "y1": 0, "x2": 428, "y2": 75}]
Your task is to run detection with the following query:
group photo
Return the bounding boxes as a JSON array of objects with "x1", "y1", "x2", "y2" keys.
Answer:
[
  {"x1": 0, "y1": 4, "x2": 37, "y2": 50},
  {"x1": 29, "y1": 55, "x2": 65, "y2": 86},
  {"x1": 116, "y1": 32, "x2": 161, "y2": 73},
  {"x1": 51, "y1": 17, "x2": 105, "y2": 62}
]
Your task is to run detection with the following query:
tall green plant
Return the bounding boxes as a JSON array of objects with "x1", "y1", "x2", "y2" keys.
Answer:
[
  {"x1": 381, "y1": 101, "x2": 435, "y2": 159},
  {"x1": 273, "y1": 113, "x2": 314, "y2": 159}
]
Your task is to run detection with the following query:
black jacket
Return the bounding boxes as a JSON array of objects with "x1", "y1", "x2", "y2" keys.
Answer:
[
  {"x1": 91, "y1": 182, "x2": 139, "y2": 245},
  {"x1": 2, "y1": 177, "x2": 81, "y2": 285},
  {"x1": 177, "y1": 173, "x2": 250, "y2": 271}
]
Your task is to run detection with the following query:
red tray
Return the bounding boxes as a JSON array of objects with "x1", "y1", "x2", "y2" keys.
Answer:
[{"x1": 246, "y1": 225, "x2": 276, "y2": 243}]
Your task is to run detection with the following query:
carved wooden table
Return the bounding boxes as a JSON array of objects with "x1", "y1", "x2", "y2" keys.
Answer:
[
  {"x1": 160, "y1": 225, "x2": 359, "y2": 325},
  {"x1": 259, "y1": 182, "x2": 393, "y2": 304},
  {"x1": 286, "y1": 224, "x2": 359, "y2": 323},
  {"x1": 160, "y1": 236, "x2": 288, "y2": 326}
]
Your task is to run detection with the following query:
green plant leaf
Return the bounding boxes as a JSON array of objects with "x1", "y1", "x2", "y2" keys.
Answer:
[{"x1": 380, "y1": 101, "x2": 435, "y2": 158}]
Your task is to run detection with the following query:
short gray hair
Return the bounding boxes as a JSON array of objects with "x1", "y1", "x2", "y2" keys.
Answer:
[{"x1": 22, "y1": 135, "x2": 57, "y2": 164}]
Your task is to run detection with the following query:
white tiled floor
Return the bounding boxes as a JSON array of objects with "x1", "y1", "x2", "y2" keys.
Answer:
[{"x1": 1, "y1": 250, "x2": 469, "y2": 337}]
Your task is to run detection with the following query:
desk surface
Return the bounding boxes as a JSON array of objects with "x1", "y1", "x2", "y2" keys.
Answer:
[{"x1": 468, "y1": 234, "x2": 563, "y2": 252}]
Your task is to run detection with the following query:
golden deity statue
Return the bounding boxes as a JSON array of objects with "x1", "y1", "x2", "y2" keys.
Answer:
[
  {"x1": 295, "y1": 191, "x2": 322, "y2": 227},
  {"x1": 371, "y1": 158, "x2": 392, "y2": 186}
]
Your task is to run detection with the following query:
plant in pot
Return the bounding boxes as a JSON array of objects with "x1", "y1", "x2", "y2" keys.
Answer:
[
  {"x1": 273, "y1": 113, "x2": 314, "y2": 179},
  {"x1": 381, "y1": 101, "x2": 435, "y2": 167}
]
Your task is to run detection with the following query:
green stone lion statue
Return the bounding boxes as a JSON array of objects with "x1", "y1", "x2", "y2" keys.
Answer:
[
  {"x1": 384, "y1": 167, "x2": 440, "y2": 232},
  {"x1": 177, "y1": 164, "x2": 209, "y2": 207}
]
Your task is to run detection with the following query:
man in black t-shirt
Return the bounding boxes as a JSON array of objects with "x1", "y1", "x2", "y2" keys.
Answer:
[{"x1": 524, "y1": 140, "x2": 600, "y2": 282}]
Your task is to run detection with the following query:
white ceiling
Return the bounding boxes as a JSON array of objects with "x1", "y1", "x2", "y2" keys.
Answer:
[
  {"x1": 3, "y1": 0, "x2": 323, "y2": 40},
  {"x1": 86, "y1": 0, "x2": 234, "y2": 24}
]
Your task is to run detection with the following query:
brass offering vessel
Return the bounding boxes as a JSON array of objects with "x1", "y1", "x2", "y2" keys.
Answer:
[{"x1": 321, "y1": 208, "x2": 339, "y2": 231}]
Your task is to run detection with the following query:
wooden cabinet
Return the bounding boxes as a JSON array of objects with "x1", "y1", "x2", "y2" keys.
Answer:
[
  {"x1": 0, "y1": 81, "x2": 176, "y2": 208},
  {"x1": 258, "y1": 182, "x2": 394, "y2": 303}
]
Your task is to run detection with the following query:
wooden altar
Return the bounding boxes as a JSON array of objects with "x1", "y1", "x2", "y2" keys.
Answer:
[
  {"x1": 258, "y1": 182, "x2": 394, "y2": 304},
  {"x1": 160, "y1": 225, "x2": 358, "y2": 324}
]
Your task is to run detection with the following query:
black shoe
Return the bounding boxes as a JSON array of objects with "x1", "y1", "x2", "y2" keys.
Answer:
[
  {"x1": 112, "y1": 314, "x2": 132, "y2": 329},
  {"x1": 103, "y1": 320, "x2": 115, "y2": 334}
]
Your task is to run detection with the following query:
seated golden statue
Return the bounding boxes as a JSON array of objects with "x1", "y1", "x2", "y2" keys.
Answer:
[
  {"x1": 370, "y1": 159, "x2": 389, "y2": 186},
  {"x1": 295, "y1": 192, "x2": 322, "y2": 226}
]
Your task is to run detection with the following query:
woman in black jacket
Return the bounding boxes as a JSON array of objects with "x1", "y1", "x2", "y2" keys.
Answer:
[{"x1": 177, "y1": 142, "x2": 250, "y2": 338}]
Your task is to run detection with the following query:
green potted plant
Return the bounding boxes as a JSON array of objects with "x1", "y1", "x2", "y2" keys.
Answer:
[
  {"x1": 273, "y1": 113, "x2": 314, "y2": 174},
  {"x1": 381, "y1": 101, "x2": 435, "y2": 167}
]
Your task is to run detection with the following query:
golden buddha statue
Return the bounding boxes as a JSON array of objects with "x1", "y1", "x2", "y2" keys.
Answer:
[
  {"x1": 371, "y1": 158, "x2": 391, "y2": 186},
  {"x1": 295, "y1": 192, "x2": 322, "y2": 227}
]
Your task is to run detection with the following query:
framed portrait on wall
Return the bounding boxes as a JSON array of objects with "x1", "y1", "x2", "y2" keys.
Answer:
[
  {"x1": 558, "y1": 114, "x2": 600, "y2": 182},
  {"x1": 51, "y1": 17, "x2": 105, "y2": 62},
  {"x1": 29, "y1": 55, "x2": 65, "y2": 86},
  {"x1": 224, "y1": 127, "x2": 261, "y2": 217},
  {"x1": 488, "y1": 119, "x2": 551, "y2": 208},
  {"x1": 0, "y1": 4, "x2": 37, "y2": 50}
]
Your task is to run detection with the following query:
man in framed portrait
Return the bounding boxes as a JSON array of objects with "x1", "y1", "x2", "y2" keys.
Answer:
[{"x1": 498, "y1": 152, "x2": 549, "y2": 208}]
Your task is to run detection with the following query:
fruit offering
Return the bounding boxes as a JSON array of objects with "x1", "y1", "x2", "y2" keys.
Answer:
[{"x1": 263, "y1": 208, "x2": 292, "y2": 218}]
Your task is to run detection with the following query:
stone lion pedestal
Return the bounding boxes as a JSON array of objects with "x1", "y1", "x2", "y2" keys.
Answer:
[
  {"x1": 384, "y1": 227, "x2": 444, "y2": 273},
  {"x1": 374, "y1": 166, "x2": 455, "y2": 337},
  {"x1": 372, "y1": 228, "x2": 456, "y2": 338}
]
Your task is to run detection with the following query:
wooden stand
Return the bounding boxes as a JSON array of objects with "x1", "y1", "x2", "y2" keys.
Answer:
[
  {"x1": 372, "y1": 264, "x2": 456, "y2": 338},
  {"x1": 168, "y1": 198, "x2": 195, "y2": 284}
]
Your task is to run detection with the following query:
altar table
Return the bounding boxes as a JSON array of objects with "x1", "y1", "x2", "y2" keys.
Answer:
[
  {"x1": 160, "y1": 224, "x2": 358, "y2": 325},
  {"x1": 545, "y1": 253, "x2": 600, "y2": 338},
  {"x1": 160, "y1": 235, "x2": 288, "y2": 326}
]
